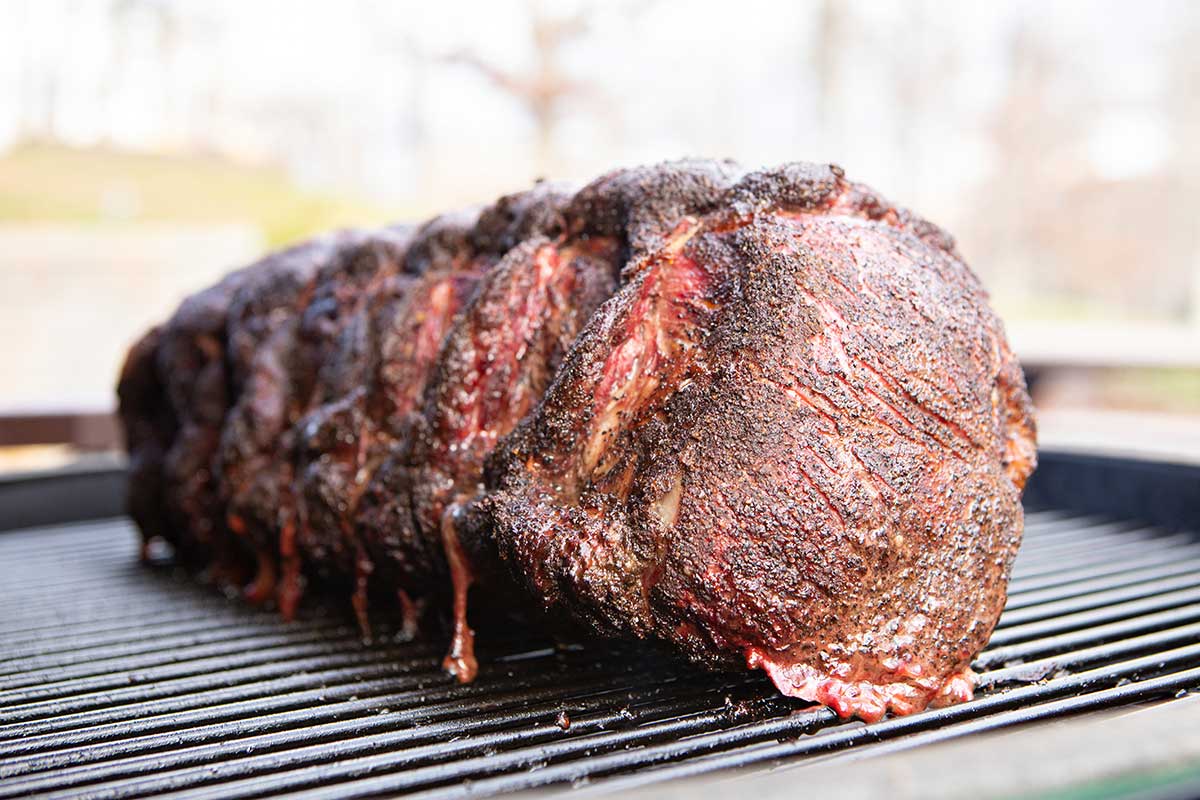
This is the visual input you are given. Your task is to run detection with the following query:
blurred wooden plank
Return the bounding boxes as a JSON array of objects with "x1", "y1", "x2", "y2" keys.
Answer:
[
  {"x1": 1034, "y1": 409, "x2": 1200, "y2": 466},
  {"x1": 0, "y1": 411, "x2": 120, "y2": 449}
]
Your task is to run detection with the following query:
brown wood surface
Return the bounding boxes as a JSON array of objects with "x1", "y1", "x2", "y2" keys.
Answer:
[{"x1": 0, "y1": 411, "x2": 120, "y2": 450}]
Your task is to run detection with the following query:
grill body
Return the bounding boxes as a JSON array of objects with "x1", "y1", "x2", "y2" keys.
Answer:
[{"x1": 0, "y1": 451, "x2": 1198, "y2": 798}]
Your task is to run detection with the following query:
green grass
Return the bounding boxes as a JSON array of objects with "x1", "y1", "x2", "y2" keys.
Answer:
[
  {"x1": 0, "y1": 141, "x2": 404, "y2": 246},
  {"x1": 1099, "y1": 368, "x2": 1200, "y2": 414}
]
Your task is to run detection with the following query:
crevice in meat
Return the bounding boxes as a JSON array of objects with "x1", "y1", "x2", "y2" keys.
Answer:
[
  {"x1": 215, "y1": 233, "x2": 364, "y2": 609},
  {"x1": 295, "y1": 265, "x2": 481, "y2": 628},
  {"x1": 366, "y1": 232, "x2": 621, "y2": 676}
]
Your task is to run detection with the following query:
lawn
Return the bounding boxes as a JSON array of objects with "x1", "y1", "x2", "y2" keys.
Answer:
[{"x1": 0, "y1": 141, "x2": 400, "y2": 246}]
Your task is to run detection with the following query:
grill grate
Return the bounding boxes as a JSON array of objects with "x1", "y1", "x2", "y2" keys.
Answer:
[{"x1": 1, "y1": 508, "x2": 1199, "y2": 799}]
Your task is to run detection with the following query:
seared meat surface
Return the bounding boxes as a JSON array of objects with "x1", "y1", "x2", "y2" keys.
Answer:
[
  {"x1": 400, "y1": 234, "x2": 621, "y2": 679},
  {"x1": 276, "y1": 229, "x2": 412, "y2": 615},
  {"x1": 118, "y1": 159, "x2": 1036, "y2": 721},
  {"x1": 153, "y1": 266, "x2": 259, "y2": 571},
  {"x1": 116, "y1": 327, "x2": 175, "y2": 557},
  {"x1": 297, "y1": 263, "x2": 479, "y2": 627},
  {"x1": 483, "y1": 164, "x2": 1036, "y2": 720},
  {"x1": 215, "y1": 233, "x2": 364, "y2": 604}
]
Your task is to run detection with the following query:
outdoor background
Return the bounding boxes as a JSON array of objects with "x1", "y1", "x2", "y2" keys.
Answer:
[{"x1": 2, "y1": 0, "x2": 1198, "y2": 467}]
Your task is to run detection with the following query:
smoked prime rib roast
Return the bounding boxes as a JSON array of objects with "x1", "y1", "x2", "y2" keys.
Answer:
[{"x1": 117, "y1": 159, "x2": 1037, "y2": 722}]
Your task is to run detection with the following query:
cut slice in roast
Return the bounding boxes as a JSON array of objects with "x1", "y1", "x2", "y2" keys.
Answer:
[
  {"x1": 296, "y1": 186, "x2": 576, "y2": 631},
  {"x1": 293, "y1": 265, "x2": 479, "y2": 629},
  {"x1": 216, "y1": 233, "x2": 365, "y2": 603},
  {"x1": 375, "y1": 234, "x2": 621, "y2": 679}
]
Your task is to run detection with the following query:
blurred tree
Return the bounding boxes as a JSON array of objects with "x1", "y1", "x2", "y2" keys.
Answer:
[
  {"x1": 979, "y1": 20, "x2": 1093, "y2": 307},
  {"x1": 444, "y1": 0, "x2": 594, "y2": 176},
  {"x1": 889, "y1": 1, "x2": 960, "y2": 209},
  {"x1": 359, "y1": 0, "x2": 431, "y2": 197},
  {"x1": 1168, "y1": 5, "x2": 1200, "y2": 326},
  {"x1": 812, "y1": 0, "x2": 848, "y2": 157}
]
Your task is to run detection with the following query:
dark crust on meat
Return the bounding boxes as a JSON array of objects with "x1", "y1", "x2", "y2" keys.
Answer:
[
  {"x1": 403, "y1": 209, "x2": 484, "y2": 275},
  {"x1": 215, "y1": 233, "x2": 367, "y2": 593},
  {"x1": 294, "y1": 269, "x2": 477, "y2": 578},
  {"x1": 481, "y1": 163, "x2": 1036, "y2": 721},
  {"x1": 374, "y1": 235, "x2": 621, "y2": 589},
  {"x1": 220, "y1": 229, "x2": 429, "y2": 609},
  {"x1": 296, "y1": 184, "x2": 580, "y2": 617},
  {"x1": 356, "y1": 186, "x2": 594, "y2": 590},
  {"x1": 566, "y1": 159, "x2": 745, "y2": 265},
  {"x1": 471, "y1": 181, "x2": 572, "y2": 253},
  {"x1": 153, "y1": 263, "x2": 262, "y2": 567},
  {"x1": 116, "y1": 326, "x2": 176, "y2": 552}
]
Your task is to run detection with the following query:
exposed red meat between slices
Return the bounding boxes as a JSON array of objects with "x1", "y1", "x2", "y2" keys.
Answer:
[{"x1": 117, "y1": 159, "x2": 1036, "y2": 722}]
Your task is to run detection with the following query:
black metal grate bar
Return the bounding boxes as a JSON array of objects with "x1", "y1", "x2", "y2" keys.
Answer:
[{"x1": 1, "y1": 507, "x2": 1197, "y2": 799}]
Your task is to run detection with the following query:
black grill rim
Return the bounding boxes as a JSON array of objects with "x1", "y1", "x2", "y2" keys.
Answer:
[{"x1": 1024, "y1": 450, "x2": 1200, "y2": 533}]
